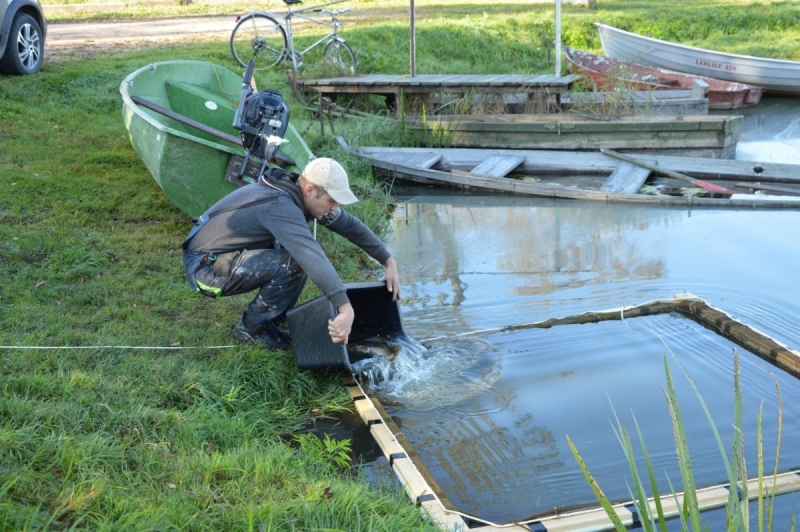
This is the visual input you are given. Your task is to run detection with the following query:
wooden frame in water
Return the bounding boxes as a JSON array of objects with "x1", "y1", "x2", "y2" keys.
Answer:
[{"x1": 343, "y1": 293, "x2": 800, "y2": 531}]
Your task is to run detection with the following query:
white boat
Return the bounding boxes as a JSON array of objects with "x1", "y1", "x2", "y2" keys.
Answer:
[{"x1": 595, "y1": 22, "x2": 800, "y2": 95}]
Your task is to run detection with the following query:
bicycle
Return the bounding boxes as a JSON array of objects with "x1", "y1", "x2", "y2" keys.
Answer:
[{"x1": 230, "y1": 0, "x2": 357, "y2": 76}]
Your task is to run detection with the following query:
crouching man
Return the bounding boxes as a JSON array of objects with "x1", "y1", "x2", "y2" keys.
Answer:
[{"x1": 181, "y1": 158, "x2": 401, "y2": 350}]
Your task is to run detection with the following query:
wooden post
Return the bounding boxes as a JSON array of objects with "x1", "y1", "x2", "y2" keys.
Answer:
[
  {"x1": 409, "y1": 0, "x2": 416, "y2": 77},
  {"x1": 554, "y1": 0, "x2": 561, "y2": 76},
  {"x1": 318, "y1": 92, "x2": 324, "y2": 137},
  {"x1": 691, "y1": 79, "x2": 709, "y2": 100}
]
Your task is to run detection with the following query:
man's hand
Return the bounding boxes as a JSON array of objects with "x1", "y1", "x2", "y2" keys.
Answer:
[
  {"x1": 328, "y1": 303, "x2": 355, "y2": 345},
  {"x1": 384, "y1": 257, "x2": 401, "y2": 301}
]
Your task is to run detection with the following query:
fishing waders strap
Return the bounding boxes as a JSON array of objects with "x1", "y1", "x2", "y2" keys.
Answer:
[{"x1": 196, "y1": 280, "x2": 222, "y2": 298}]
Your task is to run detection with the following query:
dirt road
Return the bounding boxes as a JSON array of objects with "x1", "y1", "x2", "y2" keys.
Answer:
[
  {"x1": 43, "y1": 8, "x2": 408, "y2": 61},
  {"x1": 44, "y1": 15, "x2": 239, "y2": 60},
  {"x1": 47, "y1": 15, "x2": 235, "y2": 46}
]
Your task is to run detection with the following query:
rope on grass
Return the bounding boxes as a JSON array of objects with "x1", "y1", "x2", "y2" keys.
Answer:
[{"x1": 0, "y1": 344, "x2": 238, "y2": 350}]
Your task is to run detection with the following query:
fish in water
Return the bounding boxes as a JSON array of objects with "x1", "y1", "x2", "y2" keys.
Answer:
[{"x1": 346, "y1": 335, "x2": 402, "y2": 362}]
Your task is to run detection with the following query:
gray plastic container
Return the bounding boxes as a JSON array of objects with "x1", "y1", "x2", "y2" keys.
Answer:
[{"x1": 286, "y1": 281, "x2": 404, "y2": 372}]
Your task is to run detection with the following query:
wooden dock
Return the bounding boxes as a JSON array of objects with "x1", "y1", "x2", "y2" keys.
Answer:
[
  {"x1": 296, "y1": 73, "x2": 581, "y2": 114},
  {"x1": 403, "y1": 113, "x2": 742, "y2": 157}
]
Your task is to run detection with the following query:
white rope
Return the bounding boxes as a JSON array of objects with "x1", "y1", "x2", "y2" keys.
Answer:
[
  {"x1": 420, "y1": 295, "x2": 703, "y2": 343},
  {"x1": 0, "y1": 344, "x2": 238, "y2": 350}
]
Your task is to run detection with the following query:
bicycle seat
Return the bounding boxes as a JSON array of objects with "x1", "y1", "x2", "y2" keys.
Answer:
[{"x1": 282, "y1": 0, "x2": 303, "y2": 4}]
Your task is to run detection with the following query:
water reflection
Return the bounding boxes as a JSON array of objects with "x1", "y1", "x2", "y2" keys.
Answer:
[
  {"x1": 392, "y1": 194, "x2": 800, "y2": 349},
  {"x1": 394, "y1": 198, "x2": 669, "y2": 296},
  {"x1": 380, "y1": 96, "x2": 800, "y2": 525},
  {"x1": 389, "y1": 313, "x2": 800, "y2": 523}
]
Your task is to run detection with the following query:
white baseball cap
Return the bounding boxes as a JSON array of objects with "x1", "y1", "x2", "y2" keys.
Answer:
[{"x1": 301, "y1": 158, "x2": 358, "y2": 205}]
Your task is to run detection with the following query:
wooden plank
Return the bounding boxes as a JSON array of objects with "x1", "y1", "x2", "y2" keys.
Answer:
[
  {"x1": 480, "y1": 74, "x2": 508, "y2": 84},
  {"x1": 407, "y1": 115, "x2": 738, "y2": 153},
  {"x1": 488, "y1": 75, "x2": 518, "y2": 84},
  {"x1": 469, "y1": 155, "x2": 524, "y2": 177},
  {"x1": 734, "y1": 182, "x2": 800, "y2": 196},
  {"x1": 299, "y1": 74, "x2": 578, "y2": 89},
  {"x1": 692, "y1": 79, "x2": 710, "y2": 99},
  {"x1": 365, "y1": 155, "x2": 800, "y2": 207},
  {"x1": 601, "y1": 149, "x2": 739, "y2": 194},
  {"x1": 601, "y1": 161, "x2": 653, "y2": 193},
  {"x1": 405, "y1": 153, "x2": 443, "y2": 169},
  {"x1": 374, "y1": 151, "x2": 443, "y2": 169},
  {"x1": 354, "y1": 147, "x2": 800, "y2": 182}
]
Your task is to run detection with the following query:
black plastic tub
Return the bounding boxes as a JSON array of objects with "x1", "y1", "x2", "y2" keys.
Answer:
[{"x1": 286, "y1": 282, "x2": 404, "y2": 372}]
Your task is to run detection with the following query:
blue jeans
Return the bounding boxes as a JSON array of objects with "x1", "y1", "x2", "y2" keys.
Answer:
[{"x1": 183, "y1": 247, "x2": 307, "y2": 327}]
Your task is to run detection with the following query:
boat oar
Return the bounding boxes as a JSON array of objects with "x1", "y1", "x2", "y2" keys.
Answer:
[
  {"x1": 130, "y1": 96, "x2": 296, "y2": 168},
  {"x1": 600, "y1": 148, "x2": 739, "y2": 195}
]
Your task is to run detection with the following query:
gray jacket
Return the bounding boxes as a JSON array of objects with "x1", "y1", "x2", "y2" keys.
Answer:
[{"x1": 184, "y1": 172, "x2": 391, "y2": 308}]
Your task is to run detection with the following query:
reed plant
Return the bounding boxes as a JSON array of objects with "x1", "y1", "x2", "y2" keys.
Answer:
[{"x1": 568, "y1": 349, "x2": 792, "y2": 531}]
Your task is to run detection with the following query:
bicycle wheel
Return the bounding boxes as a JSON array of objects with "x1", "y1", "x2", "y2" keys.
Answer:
[
  {"x1": 230, "y1": 13, "x2": 287, "y2": 70},
  {"x1": 322, "y1": 38, "x2": 357, "y2": 76}
]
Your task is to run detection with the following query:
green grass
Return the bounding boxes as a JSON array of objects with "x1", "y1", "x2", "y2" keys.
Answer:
[
  {"x1": 42, "y1": 0, "x2": 800, "y2": 62},
  {"x1": 0, "y1": 38, "x2": 434, "y2": 530},
  {"x1": 6, "y1": 0, "x2": 800, "y2": 528}
]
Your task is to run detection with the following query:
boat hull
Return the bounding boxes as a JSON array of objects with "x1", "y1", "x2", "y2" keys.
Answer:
[
  {"x1": 596, "y1": 23, "x2": 800, "y2": 96},
  {"x1": 350, "y1": 146, "x2": 800, "y2": 208},
  {"x1": 564, "y1": 47, "x2": 764, "y2": 110},
  {"x1": 120, "y1": 60, "x2": 312, "y2": 217}
]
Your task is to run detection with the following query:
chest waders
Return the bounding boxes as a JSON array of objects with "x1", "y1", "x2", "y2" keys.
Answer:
[{"x1": 181, "y1": 196, "x2": 277, "y2": 297}]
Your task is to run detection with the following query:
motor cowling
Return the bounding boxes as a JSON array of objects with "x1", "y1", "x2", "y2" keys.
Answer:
[{"x1": 234, "y1": 89, "x2": 290, "y2": 162}]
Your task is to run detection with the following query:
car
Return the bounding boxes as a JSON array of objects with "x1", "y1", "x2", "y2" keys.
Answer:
[{"x1": 0, "y1": 0, "x2": 46, "y2": 75}]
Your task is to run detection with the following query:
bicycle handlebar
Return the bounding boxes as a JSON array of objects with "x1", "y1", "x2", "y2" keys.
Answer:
[
  {"x1": 319, "y1": 7, "x2": 352, "y2": 16},
  {"x1": 291, "y1": 0, "x2": 348, "y2": 15}
]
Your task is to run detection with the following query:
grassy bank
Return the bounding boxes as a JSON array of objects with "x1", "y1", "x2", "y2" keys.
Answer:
[
  {"x1": 5, "y1": 0, "x2": 800, "y2": 529},
  {"x1": 0, "y1": 39, "x2": 432, "y2": 529}
]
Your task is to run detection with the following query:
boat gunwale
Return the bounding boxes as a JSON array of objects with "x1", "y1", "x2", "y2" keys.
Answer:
[
  {"x1": 563, "y1": 46, "x2": 762, "y2": 93},
  {"x1": 353, "y1": 147, "x2": 800, "y2": 208},
  {"x1": 562, "y1": 46, "x2": 764, "y2": 110},
  {"x1": 595, "y1": 22, "x2": 800, "y2": 67},
  {"x1": 120, "y1": 61, "x2": 246, "y2": 156}
]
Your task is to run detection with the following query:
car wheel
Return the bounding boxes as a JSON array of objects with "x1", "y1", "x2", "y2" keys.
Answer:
[{"x1": 0, "y1": 13, "x2": 44, "y2": 75}]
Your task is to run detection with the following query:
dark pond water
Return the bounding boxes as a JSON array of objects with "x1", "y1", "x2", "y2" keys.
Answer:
[{"x1": 371, "y1": 96, "x2": 800, "y2": 526}]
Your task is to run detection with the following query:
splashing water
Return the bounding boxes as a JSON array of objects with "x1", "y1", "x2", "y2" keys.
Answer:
[
  {"x1": 350, "y1": 333, "x2": 503, "y2": 409},
  {"x1": 349, "y1": 333, "x2": 430, "y2": 384}
]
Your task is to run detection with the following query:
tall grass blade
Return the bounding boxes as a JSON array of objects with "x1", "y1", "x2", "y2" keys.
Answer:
[
  {"x1": 633, "y1": 416, "x2": 668, "y2": 532},
  {"x1": 732, "y1": 351, "x2": 748, "y2": 530},
  {"x1": 758, "y1": 404, "x2": 765, "y2": 532},
  {"x1": 760, "y1": 363, "x2": 783, "y2": 532},
  {"x1": 664, "y1": 347, "x2": 746, "y2": 528},
  {"x1": 607, "y1": 403, "x2": 655, "y2": 532},
  {"x1": 567, "y1": 435, "x2": 628, "y2": 532},
  {"x1": 661, "y1": 356, "x2": 702, "y2": 531}
]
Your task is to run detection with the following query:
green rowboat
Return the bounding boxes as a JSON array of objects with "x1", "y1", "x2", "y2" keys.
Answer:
[{"x1": 120, "y1": 60, "x2": 313, "y2": 217}]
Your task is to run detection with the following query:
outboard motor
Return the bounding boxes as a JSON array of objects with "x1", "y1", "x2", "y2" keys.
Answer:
[{"x1": 233, "y1": 60, "x2": 291, "y2": 179}]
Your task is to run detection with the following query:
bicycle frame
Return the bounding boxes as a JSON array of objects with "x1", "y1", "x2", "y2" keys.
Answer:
[
  {"x1": 286, "y1": 0, "x2": 347, "y2": 16},
  {"x1": 231, "y1": 0, "x2": 352, "y2": 73},
  {"x1": 281, "y1": 0, "x2": 349, "y2": 72}
]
